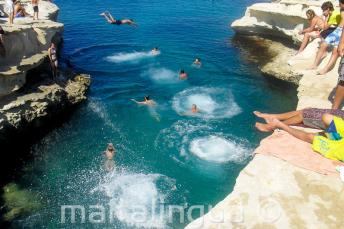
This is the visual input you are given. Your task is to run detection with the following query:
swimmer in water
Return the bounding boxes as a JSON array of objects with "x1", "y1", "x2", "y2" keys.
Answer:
[
  {"x1": 191, "y1": 104, "x2": 199, "y2": 113},
  {"x1": 179, "y1": 70, "x2": 188, "y2": 80},
  {"x1": 100, "y1": 11, "x2": 137, "y2": 27},
  {"x1": 131, "y1": 95, "x2": 156, "y2": 106},
  {"x1": 151, "y1": 47, "x2": 159, "y2": 55},
  {"x1": 193, "y1": 58, "x2": 201, "y2": 66},
  {"x1": 181, "y1": 104, "x2": 200, "y2": 116},
  {"x1": 103, "y1": 143, "x2": 116, "y2": 172}
]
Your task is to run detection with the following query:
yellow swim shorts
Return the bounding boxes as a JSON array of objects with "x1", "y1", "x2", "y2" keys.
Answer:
[{"x1": 312, "y1": 116, "x2": 344, "y2": 162}]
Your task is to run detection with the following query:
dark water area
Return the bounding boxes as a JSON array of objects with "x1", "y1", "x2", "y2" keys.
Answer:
[{"x1": 1, "y1": 0, "x2": 297, "y2": 228}]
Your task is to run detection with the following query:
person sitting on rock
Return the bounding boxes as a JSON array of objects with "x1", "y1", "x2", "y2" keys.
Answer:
[
  {"x1": 254, "y1": 108, "x2": 344, "y2": 131},
  {"x1": 100, "y1": 11, "x2": 137, "y2": 27},
  {"x1": 319, "y1": 1, "x2": 341, "y2": 40},
  {"x1": 14, "y1": 1, "x2": 29, "y2": 18},
  {"x1": 308, "y1": 1, "x2": 344, "y2": 75},
  {"x1": 255, "y1": 113, "x2": 344, "y2": 162},
  {"x1": 297, "y1": 9, "x2": 325, "y2": 55},
  {"x1": 48, "y1": 43, "x2": 58, "y2": 79}
]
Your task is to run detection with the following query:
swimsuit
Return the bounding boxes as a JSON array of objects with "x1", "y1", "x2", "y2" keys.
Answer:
[
  {"x1": 303, "y1": 108, "x2": 344, "y2": 129},
  {"x1": 112, "y1": 20, "x2": 122, "y2": 25},
  {"x1": 33, "y1": 5, "x2": 39, "y2": 13},
  {"x1": 324, "y1": 26, "x2": 343, "y2": 47},
  {"x1": 312, "y1": 116, "x2": 344, "y2": 162}
]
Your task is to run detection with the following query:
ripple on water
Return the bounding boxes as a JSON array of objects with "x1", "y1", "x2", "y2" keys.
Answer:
[{"x1": 172, "y1": 87, "x2": 241, "y2": 119}]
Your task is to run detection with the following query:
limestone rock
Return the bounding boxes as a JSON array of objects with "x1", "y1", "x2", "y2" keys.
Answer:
[
  {"x1": 185, "y1": 155, "x2": 344, "y2": 229},
  {"x1": 0, "y1": 0, "x2": 64, "y2": 97},
  {"x1": 231, "y1": 1, "x2": 338, "y2": 42},
  {"x1": 0, "y1": 73, "x2": 91, "y2": 142}
]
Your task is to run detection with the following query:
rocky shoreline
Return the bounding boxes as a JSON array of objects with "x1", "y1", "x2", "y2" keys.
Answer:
[
  {"x1": 0, "y1": 0, "x2": 90, "y2": 148},
  {"x1": 186, "y1": 0, "x2": 344, "y2": 228}
]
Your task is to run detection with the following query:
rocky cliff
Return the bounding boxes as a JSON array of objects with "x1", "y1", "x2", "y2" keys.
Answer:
[
  {"x1": 186, "y1": 1, "x2": 344, "y2": 228},
  {"x1": 0, "y1": 1, "x2": 90, "y2": 146},
  {"x1": 0, "y1": 0, "x2": 63, "y2": 97}
]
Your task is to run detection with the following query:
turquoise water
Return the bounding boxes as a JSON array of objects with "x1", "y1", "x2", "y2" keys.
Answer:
[{"x1": 7, "y1": 0, "x2": 297, "y2": 228}]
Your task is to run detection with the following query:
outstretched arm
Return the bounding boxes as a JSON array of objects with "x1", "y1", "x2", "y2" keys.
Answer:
[{"x1": 131, "y1": 99, "x2": 145, "y2": 104}]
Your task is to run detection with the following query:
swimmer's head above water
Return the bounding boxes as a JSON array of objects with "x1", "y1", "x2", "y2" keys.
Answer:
[
  {"x1": 191, "y1": 104, "x2": 199, "y2": 113},
  {"x1": 193, "y1": 58, "x2": 201, "y2": 65},
  {"x1": 144, "y1": 95, "x2": 151, "y2": 101}
]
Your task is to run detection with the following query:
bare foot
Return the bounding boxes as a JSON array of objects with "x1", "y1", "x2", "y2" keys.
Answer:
[
  {"x1": 253, "y1": 111, "x2": 275, "y2": 122},
  {"x1": 266, "y1": 117, "x2": 283, "y2": 129},
  {"x1": 255, "y1": 122, "x2": 275, "y2": 132}
]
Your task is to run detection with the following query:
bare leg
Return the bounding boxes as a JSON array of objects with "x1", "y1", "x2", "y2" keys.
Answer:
[
  {"x1": 332, "y1": 84, "x2": 344, "y2": 109},
  {"x1": 268, "y1": 118, "x2": 316, "y2": 143},
  {"x1": 100, "y1": 12, "x2": 114, "y2": 23},
  {"x1": 309, "y1": 42, "x2": 328, "y2": 69},
  {"x1": 254, "y1": 110, "x2": 303, "y2": 121},
  {"x1": 318, "y1": 47, "x2": 339, "y2": 75},
  {"x1": 298, "y1": 33, "x2": 311, "y2": 54},
  {"x1": 322, "y1": 113, "x2": 335, "y2": 127}
]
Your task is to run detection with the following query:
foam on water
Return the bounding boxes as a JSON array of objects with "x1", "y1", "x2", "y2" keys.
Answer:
[
  {"x1": 189, "y1": 136, "x2": 248, "y2": 163},
  {"x1": 172, "y1": 87, "x2": 241, "y2": 119},
  {"x1": 105, "y1": 51, "x2": 160, "y2": 63},
  {"x1": 142, "y1": 67, "x2": 179, "y2": 84},
  {"x1": 155, "y1": 120, "x2": 251, "y2": 165},
  {"x1": 95, "y1": 170, "x2": 177, "y2": 228}
]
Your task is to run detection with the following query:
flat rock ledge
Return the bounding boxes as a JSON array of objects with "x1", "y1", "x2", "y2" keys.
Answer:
[
  {"x1": 186, "y1": 0, "x2": 344, "y2": 228},
  {"x1": 0, "y1": 73, "x2": 91, "y2": 144},
  {"x1": 186, "y1": 155, "x2": 344, "y2": 229}
]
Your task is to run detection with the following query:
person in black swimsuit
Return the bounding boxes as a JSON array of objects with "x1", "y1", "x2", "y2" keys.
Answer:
[{"x1": 100, "y1": 11, "x2": 137, "y2": 27}]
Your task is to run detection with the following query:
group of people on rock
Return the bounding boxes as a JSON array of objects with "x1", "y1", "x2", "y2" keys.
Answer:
[
  {"x1": 4, "y1": 0, "x2": 39, "y2": 24},
  {"x1": 256, "y1": 1, "x2": 344, "y2": 163}
]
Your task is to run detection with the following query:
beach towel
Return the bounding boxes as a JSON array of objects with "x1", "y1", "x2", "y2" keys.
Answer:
[{"x1": 254, "y1": 130, "x2": 344, "y2": 177}]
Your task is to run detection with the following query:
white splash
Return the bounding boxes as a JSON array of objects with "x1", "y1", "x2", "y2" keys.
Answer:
[
  {"x1": 96, "y1": 171, "x2": 176, "y2": 228},
  {"x1": 142, "y1": 67, "x2": 178, "y2": 83},
  {"x1": 172, "y1": 87, "x2": 241, "y2": 119},
  {"x1": 189, "y1": 136, "x2": 248, "y2": 163},
  {"x1": 105, "y1": 50, "x2": 160, "y2": 63}
]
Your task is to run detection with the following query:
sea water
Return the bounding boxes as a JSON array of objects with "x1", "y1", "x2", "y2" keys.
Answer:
[{"x1": 5, "y1": 0, "x2": 297, "y2": 228}]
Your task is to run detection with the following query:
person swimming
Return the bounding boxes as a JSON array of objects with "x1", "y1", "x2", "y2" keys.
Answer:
[
  {"x1": 179, "y1": 70, "x2": 188, "y2": 80},
  {"x1": 151, "y1": 47, "x2": 160, "y2": 55},
  {"x1": 191, "y1": 104, "x2": 199, "y2": 113},
  {"x1": 193, "y1": 58, "x2": 201, "y2": 66},
  {"x1": 103, "y1": 143, "x2": 116, "y2": 172},
  {"x1": 131, "y1": 95, "x2": 157, "y2": 106},
  {"x1": 100, "y1": 11, "x2": 137, "y2": 27}
]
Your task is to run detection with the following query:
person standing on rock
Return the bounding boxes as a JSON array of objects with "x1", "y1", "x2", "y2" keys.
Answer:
[
  {"x1": 48, "y1": 43, "x2": 58, "y2": 79},
  {"x1": 5, "y1": 0, "x2": 14, "y2": 24},
  {"x1": 32, "y1": 0, "x2": 39, "y2": 20}
]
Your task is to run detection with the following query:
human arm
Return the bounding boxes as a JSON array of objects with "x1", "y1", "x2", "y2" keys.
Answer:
[{"x1": 299, "y1": 18, "x2": 318, "y2": 34}]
